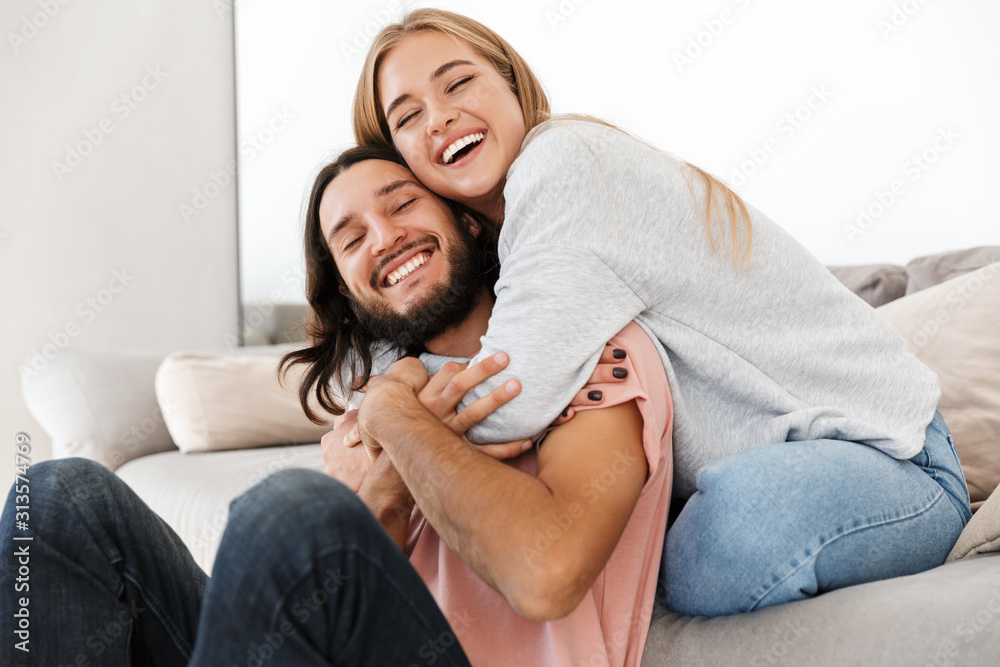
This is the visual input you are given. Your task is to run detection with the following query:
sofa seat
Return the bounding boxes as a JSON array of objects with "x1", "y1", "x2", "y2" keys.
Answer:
[
  {"x1": 113, "y1": 442, "x2": 1000, "y2": 666},
  {"x1": 643, "y1": 552, "x2": 1000, "y2": 665},
  {"x1": 117, "y1": 444, "x2": 324, "y2": 572}
]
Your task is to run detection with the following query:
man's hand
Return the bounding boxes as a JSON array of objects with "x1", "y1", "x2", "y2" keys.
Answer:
[
  {"x1": 321, "y1": 410, "x2": 373, "y2": 492},
  {"x1": 351, "y1": 353, "x2": 532, "y2": 460}
]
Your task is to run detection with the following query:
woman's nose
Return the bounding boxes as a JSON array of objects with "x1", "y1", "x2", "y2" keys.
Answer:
[{"x1": 426, "y1": 98, "x2": 458, "y2": 136}]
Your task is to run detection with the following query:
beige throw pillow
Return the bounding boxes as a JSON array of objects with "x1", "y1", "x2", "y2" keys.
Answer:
[
  {"x1": 155, "y1": 351, "x2": 332, "y2": 453},
  {"x1": 877, "y1": 262, "x2": 1000, "y2": 511}
]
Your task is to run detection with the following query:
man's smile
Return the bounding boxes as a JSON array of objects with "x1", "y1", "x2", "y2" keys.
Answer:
[
  {"x1": 376, "y1": 244, "x2": 436, "y2": 289},
  {"x1": 385, "y1": 250, "x2": 432, "y2": 287}
]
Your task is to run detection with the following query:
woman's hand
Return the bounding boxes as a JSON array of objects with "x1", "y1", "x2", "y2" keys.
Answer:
[
  {"x1": 551, "y1": 344, "x2": 629, "y2": 426},
  {"x1": 418, "y1": 352, "x2": 521, "y2": 434},
  {"x1": 349, "y1": 353, "x2": 532, "y2": 461}
]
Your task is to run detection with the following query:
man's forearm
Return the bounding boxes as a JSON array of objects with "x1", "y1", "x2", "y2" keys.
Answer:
[{"x1": 362, "y1": 382, "x2": 560, "y2": 609}]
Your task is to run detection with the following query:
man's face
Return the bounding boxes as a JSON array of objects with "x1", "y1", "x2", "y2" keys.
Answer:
[{"x1": 319, "y1": 158, "x2": 484, "y2": 348}]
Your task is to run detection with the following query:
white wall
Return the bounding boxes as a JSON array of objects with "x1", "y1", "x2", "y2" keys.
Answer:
[
  {"x1": 237, "y1": 0, "x2": 999, "y2": 308},
  {"x1": 0, "y1": 1, "x2": 239, "y2": 479}
]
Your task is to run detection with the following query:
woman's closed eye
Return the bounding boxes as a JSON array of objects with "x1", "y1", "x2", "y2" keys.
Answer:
[
  {"x1": 396, "y1": 110, "x2": 418, "y2": 130},
  {"x1": 446, "y1": 75, "x2": 474, "y2": 94}
]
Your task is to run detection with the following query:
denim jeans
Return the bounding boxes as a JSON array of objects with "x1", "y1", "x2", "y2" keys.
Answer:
[
  {"x1": 661, "y1": 410, "x2": 972, "y2": 617},
  {"x1": 0, "y1": 459, "x2": 472, "y2": 666}
]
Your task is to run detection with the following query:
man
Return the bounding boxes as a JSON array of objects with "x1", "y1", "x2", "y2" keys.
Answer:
[{"x1": 0, "y1": 146, "x2": 673, "y2": 666}]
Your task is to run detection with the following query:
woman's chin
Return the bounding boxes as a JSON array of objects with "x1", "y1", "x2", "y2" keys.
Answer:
[{"x1": 444, "y1": 174, "x2": 504, "y2": 208}]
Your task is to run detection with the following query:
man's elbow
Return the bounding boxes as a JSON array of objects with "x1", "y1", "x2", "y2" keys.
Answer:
[{"x1": 506, "y1": 561, "x2": 592, "y2": 622}]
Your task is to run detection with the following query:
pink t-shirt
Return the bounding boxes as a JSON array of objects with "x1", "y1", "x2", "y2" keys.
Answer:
[{"x1": 406, "y1": 322, "x2": 673, "y2": 666}]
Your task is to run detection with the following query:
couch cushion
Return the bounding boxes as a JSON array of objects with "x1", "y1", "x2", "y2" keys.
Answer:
[
  {"x1": 155, "y1": 349, "x2": 333, "y2": 453},
  {"x1": 905, "y1": 246, "x2": 1000, "y2": 295},
  {"x1": 116, "y1": 444, "x2": 324, "y2": 572},
  {"x1": 826, "y1": 263, "x2": 908, "y2": 307},
  {"x1": 949, "y1": 482, "x2": 1000, "y2": 562},
  {"x1": 642, "y1": 552, "x2": 1000, "y2": 666},
  {"x1": 877, "y1": 262, "x2": 1000, "y2": 511},
  {"x1": 21, "y1": 348, "x2": 177, "y2": 469}
]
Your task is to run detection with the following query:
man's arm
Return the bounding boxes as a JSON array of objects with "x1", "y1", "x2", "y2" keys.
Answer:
[{"x1": 358, "y1": 364, "x2": 648, "y2": 622}]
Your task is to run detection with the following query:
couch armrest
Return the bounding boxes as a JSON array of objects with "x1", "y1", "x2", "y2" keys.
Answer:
[{"x1": 21, "y1": 348, "x2": 178, "y2": 470}]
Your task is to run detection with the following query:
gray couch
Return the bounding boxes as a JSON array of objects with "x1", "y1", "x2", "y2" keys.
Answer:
[{"x1": 21, "y1": 247, "x2": 1000, "y2": 666}]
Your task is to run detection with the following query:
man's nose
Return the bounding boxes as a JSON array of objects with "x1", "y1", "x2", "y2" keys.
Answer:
[{"x1": 369, "y1": 215, "x2": 406, "y2": 255}]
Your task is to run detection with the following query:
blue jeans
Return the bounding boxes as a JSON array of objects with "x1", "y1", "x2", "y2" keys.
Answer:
[
  {"x1": 0, "y1": 459, "x2": 472, "y2": 666},
  {"x1": 661, "y1": 410, "x2": 972, "y2": 617}
]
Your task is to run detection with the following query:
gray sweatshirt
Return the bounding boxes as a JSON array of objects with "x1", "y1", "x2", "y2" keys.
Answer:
[{"x1": 359, "y1": 119, "x2": 940, "y2": 498}]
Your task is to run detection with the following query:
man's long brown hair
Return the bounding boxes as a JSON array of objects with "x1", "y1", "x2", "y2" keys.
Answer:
[{"x1": 278, "y1": 145, "x2": 499, "y2": 424}]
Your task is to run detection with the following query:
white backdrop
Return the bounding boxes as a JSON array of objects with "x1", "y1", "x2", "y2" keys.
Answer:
[{"x1": 235, "y1": 0, "x2": 1000, "y2": 306}]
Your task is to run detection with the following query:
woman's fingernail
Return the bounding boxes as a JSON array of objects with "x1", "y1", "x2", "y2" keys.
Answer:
[
  {"x1": 613, "y1": 348, "x2": 627, "y2": 359},
  {"x1": 561, "y1": 407, "x2": 569, "y2": 418},
  {"x1": 521, "y1": 440, "x2": 533, "y2": 451},
  {"x1": 588, "y1": 390, "x2": 603, "y2": 401},
  {"x1": 495, "y1": 352, "x2": 509, "y2": 365},
  {"x1": 613, "y1": 367, "x2": 628, "y2": 379},
  {"x1": 505, "y1": 379, "x2": 519, "y2": 394}
]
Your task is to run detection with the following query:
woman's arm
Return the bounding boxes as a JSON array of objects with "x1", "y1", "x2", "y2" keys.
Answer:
[{"x1": 454, "y1": 123, "x2": 652, "y2": 443}]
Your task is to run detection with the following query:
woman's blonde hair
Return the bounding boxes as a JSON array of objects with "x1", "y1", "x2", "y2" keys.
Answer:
[{"x1": 353, "y1": 8, "x2": 753, "y2": 269}]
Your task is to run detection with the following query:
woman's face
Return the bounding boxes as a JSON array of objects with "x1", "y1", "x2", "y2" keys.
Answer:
[{"x1": 378, "y1": 31, "x2": 526, "y2": 221}]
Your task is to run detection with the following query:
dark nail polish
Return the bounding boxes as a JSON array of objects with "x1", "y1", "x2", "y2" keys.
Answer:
[
  {"x1": 588, "y1": 390, "x2": 603, "y2": 401},
  {"x1": 561, "y1": 407, "x2": 569, "y2": 417},
  {"x1": 613, "y1": 367, "x2": 628, "y2": 379},
  {"x1": 613, "y1": 348, "x2": 626, "y2": 359}
]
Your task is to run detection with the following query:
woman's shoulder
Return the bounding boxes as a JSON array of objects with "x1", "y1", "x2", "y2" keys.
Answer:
[
  {"x1": 520, "y1": 117, "x2": 638, "y2": 157},
  {"x1": 511, "y1": 116, "x2": 683, "y2": 182}
]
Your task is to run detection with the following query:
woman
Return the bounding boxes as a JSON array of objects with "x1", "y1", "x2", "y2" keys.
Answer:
[{"x1": 322, "y1": 9, "x2": 971, "y2": 617}]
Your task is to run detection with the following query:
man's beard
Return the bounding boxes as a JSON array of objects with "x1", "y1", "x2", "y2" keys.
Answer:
[{"x1": 350, "y1": 224, "x2": 485, "y2": 352}]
